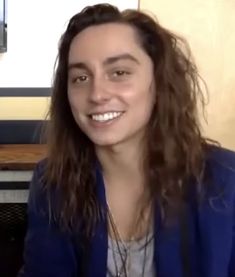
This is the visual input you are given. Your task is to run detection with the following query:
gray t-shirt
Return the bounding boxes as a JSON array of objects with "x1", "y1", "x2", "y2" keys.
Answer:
[{"x1": 107, "y1": 231, "x2": 155, "y2": 277}]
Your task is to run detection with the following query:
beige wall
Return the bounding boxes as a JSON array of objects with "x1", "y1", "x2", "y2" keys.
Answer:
[
  {"x1": 140, "y1": 0, "x2": 235, "y2": 150},
  {"x1": 0, "y1": 97, "x2": 50, "y2": 120}
]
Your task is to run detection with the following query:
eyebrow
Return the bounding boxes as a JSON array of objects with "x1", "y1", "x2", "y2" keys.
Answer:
[
  {"x1": 68, "y1": 53, "x2": 140, "y2": 71},
  {"x1": 103, "y1": 53, "x2": 140, "y2": 66}
]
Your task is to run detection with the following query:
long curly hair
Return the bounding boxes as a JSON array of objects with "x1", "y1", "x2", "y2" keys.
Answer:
[{"x1": 44, "y1": 4, "x2": 212, "y2": 235}]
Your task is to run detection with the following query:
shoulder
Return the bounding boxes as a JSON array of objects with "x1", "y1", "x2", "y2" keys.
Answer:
[
  {"x1": 21, "y1": 159, "x2": 78, "y2": 276},
  {"x1": 33, "y1": 158, "x2": 48, "y2": 178},
  {"x1": 205, "y1": 144, "x2": 235, "y2": 182},
  {"x1": 30, "y1": 158, "x2": 48, "y2": 193},
  {"x1": 195, "y1": 146, "x2": 235, "y2": 276},
  {"x1": 206, "y1": 144, "x2": 235, "y2": 171},
  {"x1": 203, "y1": 144, "x2": 235, "y2": 206},
  {"x1": 28, "y1": 158, "x2": 50, "y2": 215}
]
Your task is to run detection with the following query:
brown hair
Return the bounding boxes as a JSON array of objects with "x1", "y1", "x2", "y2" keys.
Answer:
[{"x1": 44, "y1": 4, "x2": 212, "y2": 235}]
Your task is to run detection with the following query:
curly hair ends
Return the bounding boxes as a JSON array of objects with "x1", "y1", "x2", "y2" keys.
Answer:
[{"x1": 44, "y1": 4, "x2": 212, "y2": 235}]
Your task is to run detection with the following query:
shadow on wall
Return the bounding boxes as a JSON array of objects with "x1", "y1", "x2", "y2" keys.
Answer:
[{"x1": 0, "y1": 120, "x2": 46, "y2": 144}]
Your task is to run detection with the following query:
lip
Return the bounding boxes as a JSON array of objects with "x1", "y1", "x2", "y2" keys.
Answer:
[
  {"x1": 88, "y1": 111, "x2": 124, "y2": 127},
  {"x1": 88, "y1": 110, "x2": 124, "y2": 116}
]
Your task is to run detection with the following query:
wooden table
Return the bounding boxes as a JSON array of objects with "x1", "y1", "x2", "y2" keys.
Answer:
[
  {"x1": 0, "y1": 144, "x2": 47, "y2": 203},
  {"x1": 0, "y1": 144, "x2": 46, "y2": 170}
]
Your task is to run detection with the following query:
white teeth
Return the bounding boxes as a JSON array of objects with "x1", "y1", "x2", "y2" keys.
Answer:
[{"x1": 91, "y1": 112, "x2": 122, "y2": 122}]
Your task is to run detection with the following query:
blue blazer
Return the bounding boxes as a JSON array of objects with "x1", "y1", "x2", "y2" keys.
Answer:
[{"x1": 19, "y1": 146, "x2": 235, "y2": 277}]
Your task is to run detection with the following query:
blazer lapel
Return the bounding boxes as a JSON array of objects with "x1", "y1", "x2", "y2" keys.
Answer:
[{"x1": 154, "y1": 203, "x2": 185, "y2": 277}]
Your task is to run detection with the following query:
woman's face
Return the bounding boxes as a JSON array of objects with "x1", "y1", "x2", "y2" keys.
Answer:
[{"x1": 67, "y1": 23, "x2": 155, "y2": 148}]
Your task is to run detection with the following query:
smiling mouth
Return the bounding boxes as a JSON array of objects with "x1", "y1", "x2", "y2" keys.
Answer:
[{"x1": 89, "y1": 111, "x2": 124, "y2": 123}]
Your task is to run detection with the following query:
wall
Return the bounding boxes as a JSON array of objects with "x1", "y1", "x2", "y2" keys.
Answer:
[{"x1": 140, "y1": 0, "x2": 235, "y2": 150}]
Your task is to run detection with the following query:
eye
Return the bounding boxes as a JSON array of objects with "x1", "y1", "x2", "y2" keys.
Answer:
[
  {"x1": 72, "y1": 75, "x2": 89, "y2": 84},
  {"x1": 110, "y1": 70, "x2": 132, "y2": 81},
  {"x1": 113, "y1": 70, "x2": 129, "y2": 77}
]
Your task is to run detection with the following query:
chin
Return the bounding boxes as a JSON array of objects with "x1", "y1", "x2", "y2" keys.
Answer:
[
  {"x1": 92, "y1": 139, "x2": 120, "y2": 148},
  {"x1": 88, "y1": 135, "x2": 122, "y2": 148}
]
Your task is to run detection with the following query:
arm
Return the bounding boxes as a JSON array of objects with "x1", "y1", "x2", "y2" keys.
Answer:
[{"x1": 18, "y1": 161, "x2": 78, "y2": 277}]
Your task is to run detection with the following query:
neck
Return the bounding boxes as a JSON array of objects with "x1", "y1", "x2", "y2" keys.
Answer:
[
  {"x1": 96, "y1": 139, "x2": 152, "y2": 241},
  {"x1": 95, "y1": 139, "x2": 146, "y2": 189}
]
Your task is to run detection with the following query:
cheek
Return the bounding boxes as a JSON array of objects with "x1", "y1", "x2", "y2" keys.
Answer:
[
  {"x1": 131, "y1": 87, "x2": 156, "y2": 125},
  {"x1": 68, "y1": 90, "x2": 84, "y2": 112},
  {"x1": 67, "y1": 94, "x2": 85, "y2": 126},
  {"x1": 130, "y1": 82, "x2": 155, "y2": 108}
]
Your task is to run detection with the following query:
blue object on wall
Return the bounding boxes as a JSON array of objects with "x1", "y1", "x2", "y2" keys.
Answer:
[{"x1": 0, "y1": 0, "x2": 7, "y2": 53}]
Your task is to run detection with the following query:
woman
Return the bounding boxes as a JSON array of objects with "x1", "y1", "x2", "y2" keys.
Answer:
[{"x1": 19, "y1": 4, "x2": 235, "y2": 277}]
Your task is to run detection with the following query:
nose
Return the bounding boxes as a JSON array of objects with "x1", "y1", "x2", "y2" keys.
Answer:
[{"x1": 88, "y1": 77, "x2": 111, "y2": 104}]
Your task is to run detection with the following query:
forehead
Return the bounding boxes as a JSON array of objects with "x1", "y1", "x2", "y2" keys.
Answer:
[{"x1": 68, "y1": 23, "x2": 143, "y2": 63}]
